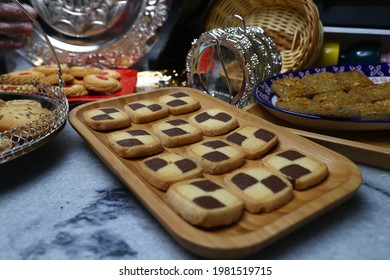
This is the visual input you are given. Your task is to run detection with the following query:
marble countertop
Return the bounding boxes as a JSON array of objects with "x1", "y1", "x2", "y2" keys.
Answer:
[{"x1": 1, "y1": 120, "x2": 389, "y2": 260}]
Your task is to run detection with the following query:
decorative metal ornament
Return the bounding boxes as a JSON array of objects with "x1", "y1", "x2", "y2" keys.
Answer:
[
  {"x1": 186, "y1": 15, "x2": 282, "y2": 108},
  {"x1": 17, "y1": 0, "x2": 169, "y2": 68}
]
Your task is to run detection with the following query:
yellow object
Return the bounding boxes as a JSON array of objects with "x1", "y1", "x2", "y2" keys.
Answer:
[{"x1": 313, "y1": 41, "x2": 340, "y2": 67}]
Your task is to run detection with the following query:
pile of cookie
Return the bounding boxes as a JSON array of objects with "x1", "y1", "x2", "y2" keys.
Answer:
[
  {"x1": 0, "y1": 98, "x2": 53, "y2": 152},
  {"x1": 271, "y1": 71, "x2": 390, "y2": 120},
  {"x1": 1, "y1": 65, "x2": 122, "y2": 97},
  {"x1": 83, "y1": 90, "x2": 329, "y2": 228}
]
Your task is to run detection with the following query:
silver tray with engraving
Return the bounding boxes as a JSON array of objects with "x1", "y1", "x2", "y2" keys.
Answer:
[{"x1": 17, "y1": 0, "x2": 169, "y2": 68}]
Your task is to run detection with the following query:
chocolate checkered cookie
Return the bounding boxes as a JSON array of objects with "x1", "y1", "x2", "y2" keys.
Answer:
[
  {"x1": 139, "y1": 152, "x2": 203, "y2": 191},
  {"x1": 262, "y1": 149, "x2": 329, "y2": 190},
  {"x1": 164, "y1": 178, "x2": 244, "y2": 228},
  {"x1": 83, "y1": 107, "x2": 131, "y2": 131},
  {"x1": 186, "y1": 139, "x2": 245, "y2": 175},
  {"x1": 225, "y1": 125, "x2": 278, "y2": 159},
  {"x1": 107, "y1": 129, "x2": 163, "y2": 158},
  {"x1": 123, "y1": 99, "x2": 168, "y2": 123},
  {"x1": 224, "y1": 167, "x2": 293, "y2": 213},
  {"x1": 158, "y1": 91, "x2": 201, "y2": 115},
  {"x1": 151, "y1": 118, "x2": 202, "y2": 147},
  {"x1": 188, "y1": 108, "x2": 238, "y2": 136}
]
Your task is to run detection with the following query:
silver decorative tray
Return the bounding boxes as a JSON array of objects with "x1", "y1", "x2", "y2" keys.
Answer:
[
  {"x1": 17, "y1": 0, "x2": 169, "y2": 68},
  {"x1": 0, "y1": 83, "x2": 68, "y2": 164}
]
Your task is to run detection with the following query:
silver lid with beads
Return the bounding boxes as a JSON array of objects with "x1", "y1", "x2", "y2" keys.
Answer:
[{"x1": 186, "y1": 15, "x2": 281, "y2": 108}]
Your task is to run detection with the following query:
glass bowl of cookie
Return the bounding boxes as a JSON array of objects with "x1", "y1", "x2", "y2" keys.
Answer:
[{"x1": 0, "y1": 0, "x2": 68, "y2": 164}]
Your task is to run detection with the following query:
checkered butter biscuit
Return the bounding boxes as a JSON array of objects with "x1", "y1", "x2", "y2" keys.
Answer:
[
  {"x1": 225, "y1": 125, "x2": 278, "y2": 159},
  {"x1": 186, "y1": 139, "x2": 245, "y2": 175},
  {"x1": 139, "y1": 153, "x2": 203, "y2": 191},
  {"x1": 158, "y1": 91, "x2": 201, "y2": 115},
  {"x1": 188, "y1": 108, "x2": 238, "y2": 136},
  {"x1": 123, "y1": 99, "x2": 168, "y2": 123},
  {"x1": 224, "y1": 167, "x2": 293, "y2": 213},
  {"x1": 107, "y1": 129, "x2": 163, "y2": 158},
  {"x1": 262, "y1": 149, "x2": 329, "y2": 190},
  {"x1": 151, "y1": 118, "x2": 202, "y2": 147},
  {"x1": 164, "y1": 178, "x2": 244, "y2": 228},
  {"x1": 83, "y1": 107, "x2": 131, "y2": 131}
]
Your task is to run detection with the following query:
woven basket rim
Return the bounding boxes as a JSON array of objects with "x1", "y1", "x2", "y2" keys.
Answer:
[{"x1": 202, "y1": 0, "x2": 323, "y2": 72}]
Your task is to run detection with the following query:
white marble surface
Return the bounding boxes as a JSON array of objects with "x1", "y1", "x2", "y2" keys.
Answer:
[{"x1": 0, "y1": 122, "x2": 389, "y2": 260}]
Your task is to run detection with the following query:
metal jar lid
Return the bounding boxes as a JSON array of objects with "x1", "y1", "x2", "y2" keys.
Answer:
[{"x1": 186, "y1": 15, "x2": 281, "y2": 108}]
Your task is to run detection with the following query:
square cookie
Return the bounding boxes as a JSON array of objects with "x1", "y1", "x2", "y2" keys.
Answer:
[
  {"x1": 186, "y1": 139, "x2": 245, "y2": 175},
  {"x1": 225, "y1": 125, "x2": 278, "y2": 159},
  {"x1": 224, "y1": 167, "x2": 293, "y2": 213},
  {"x1": 107, "y1": 129, "x2": 163, "y2": 158},
  {"x1": 123, "y1": 99, "x2": 168, "y2": 123},
  {"x1": 164, "y1": 178, "x2": 244, "y2": 228},
  {"x1": 271, "y1": 77, "x2": 308, "y2": 98},
  {"x1": 158, "y1": 91, "x2": 201, "y2": 115},
  {"x1": 151, "y1": 118, "x2": 202, "y2": 147},
  {"x1": 82, "y1": 107, "x2": 131, "y2": 131},
  {"x1": 139, "y1": 152, "x2": 203, "y2": 191},
  {"x1": 302, "y1": 72, "x2": 343, "y2": 95},
  {"x1": 188, "y1": 108, "x2": 238, "y2": 136},
  {"x1": 262, "y1": 149, "x2": 329, "y2": 190}
]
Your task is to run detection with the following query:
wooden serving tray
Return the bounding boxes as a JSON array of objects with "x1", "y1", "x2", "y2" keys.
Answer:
[
  {"x1": 69, "y1": 87, "x2": 362, "y2": 259},
  {"x1": 245, "y1": 103, "x2": 390, "y2": 171}
]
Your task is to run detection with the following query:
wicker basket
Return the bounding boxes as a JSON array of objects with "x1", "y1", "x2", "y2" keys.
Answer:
[{"x1": 203, "y1": 0, "x2": 323, "y2": 73}]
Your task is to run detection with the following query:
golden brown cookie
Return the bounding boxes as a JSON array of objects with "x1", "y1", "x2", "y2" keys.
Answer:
[
  {"x1": 64, "y1": 84, "x2": 88, "y2": 97},
  {"x1": 0, "y1": 101, "x2": 51, "y2": 133},
  {"x1": 302, "y1": 72, "x2": 343, "y2": 95},
  {"x1": 335, "y1": 71, "x2": 373, "y2": 91},
  {"x1": 70, "y1": 66, "x2": 103, "y2": 79},
  {"x1": 164, "y1": 178, "x2": 244, "y2": 228},
  {"x1": 34, "y1": 64, "x2": 69, "y2": 75},
  {"x1": 271, "y1": 77, "x2": 309, "y2": 98},
  {"x1": 41, "y1": 73, "x2": 75, "y2": 86},
  {"x1": 100, "y1": 69, "x2": 121, "y2": 80},
  {"x1": 2, "y1": 70, "x2": 45, "y2": 84},
  {"x1": 83, "y1": 74, "x2": 121, "y2": 93}
]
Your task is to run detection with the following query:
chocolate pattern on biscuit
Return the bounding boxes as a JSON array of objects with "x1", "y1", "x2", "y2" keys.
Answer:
[
  {"x1": 127, "y1": 103, "x2": 162, "y2": 112},
  {"x1": 231, "y1": 172, "x2": 288, "y2": 193},
  {"x1": 91, "y1": 108, "x2": 119, "y2": 120},
  {"x1": 190, "y1": 180, "x2": 226, "y2": 209},
  {"x1": 277, "y1": 150, "x2": 310, "y2": 182}
]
